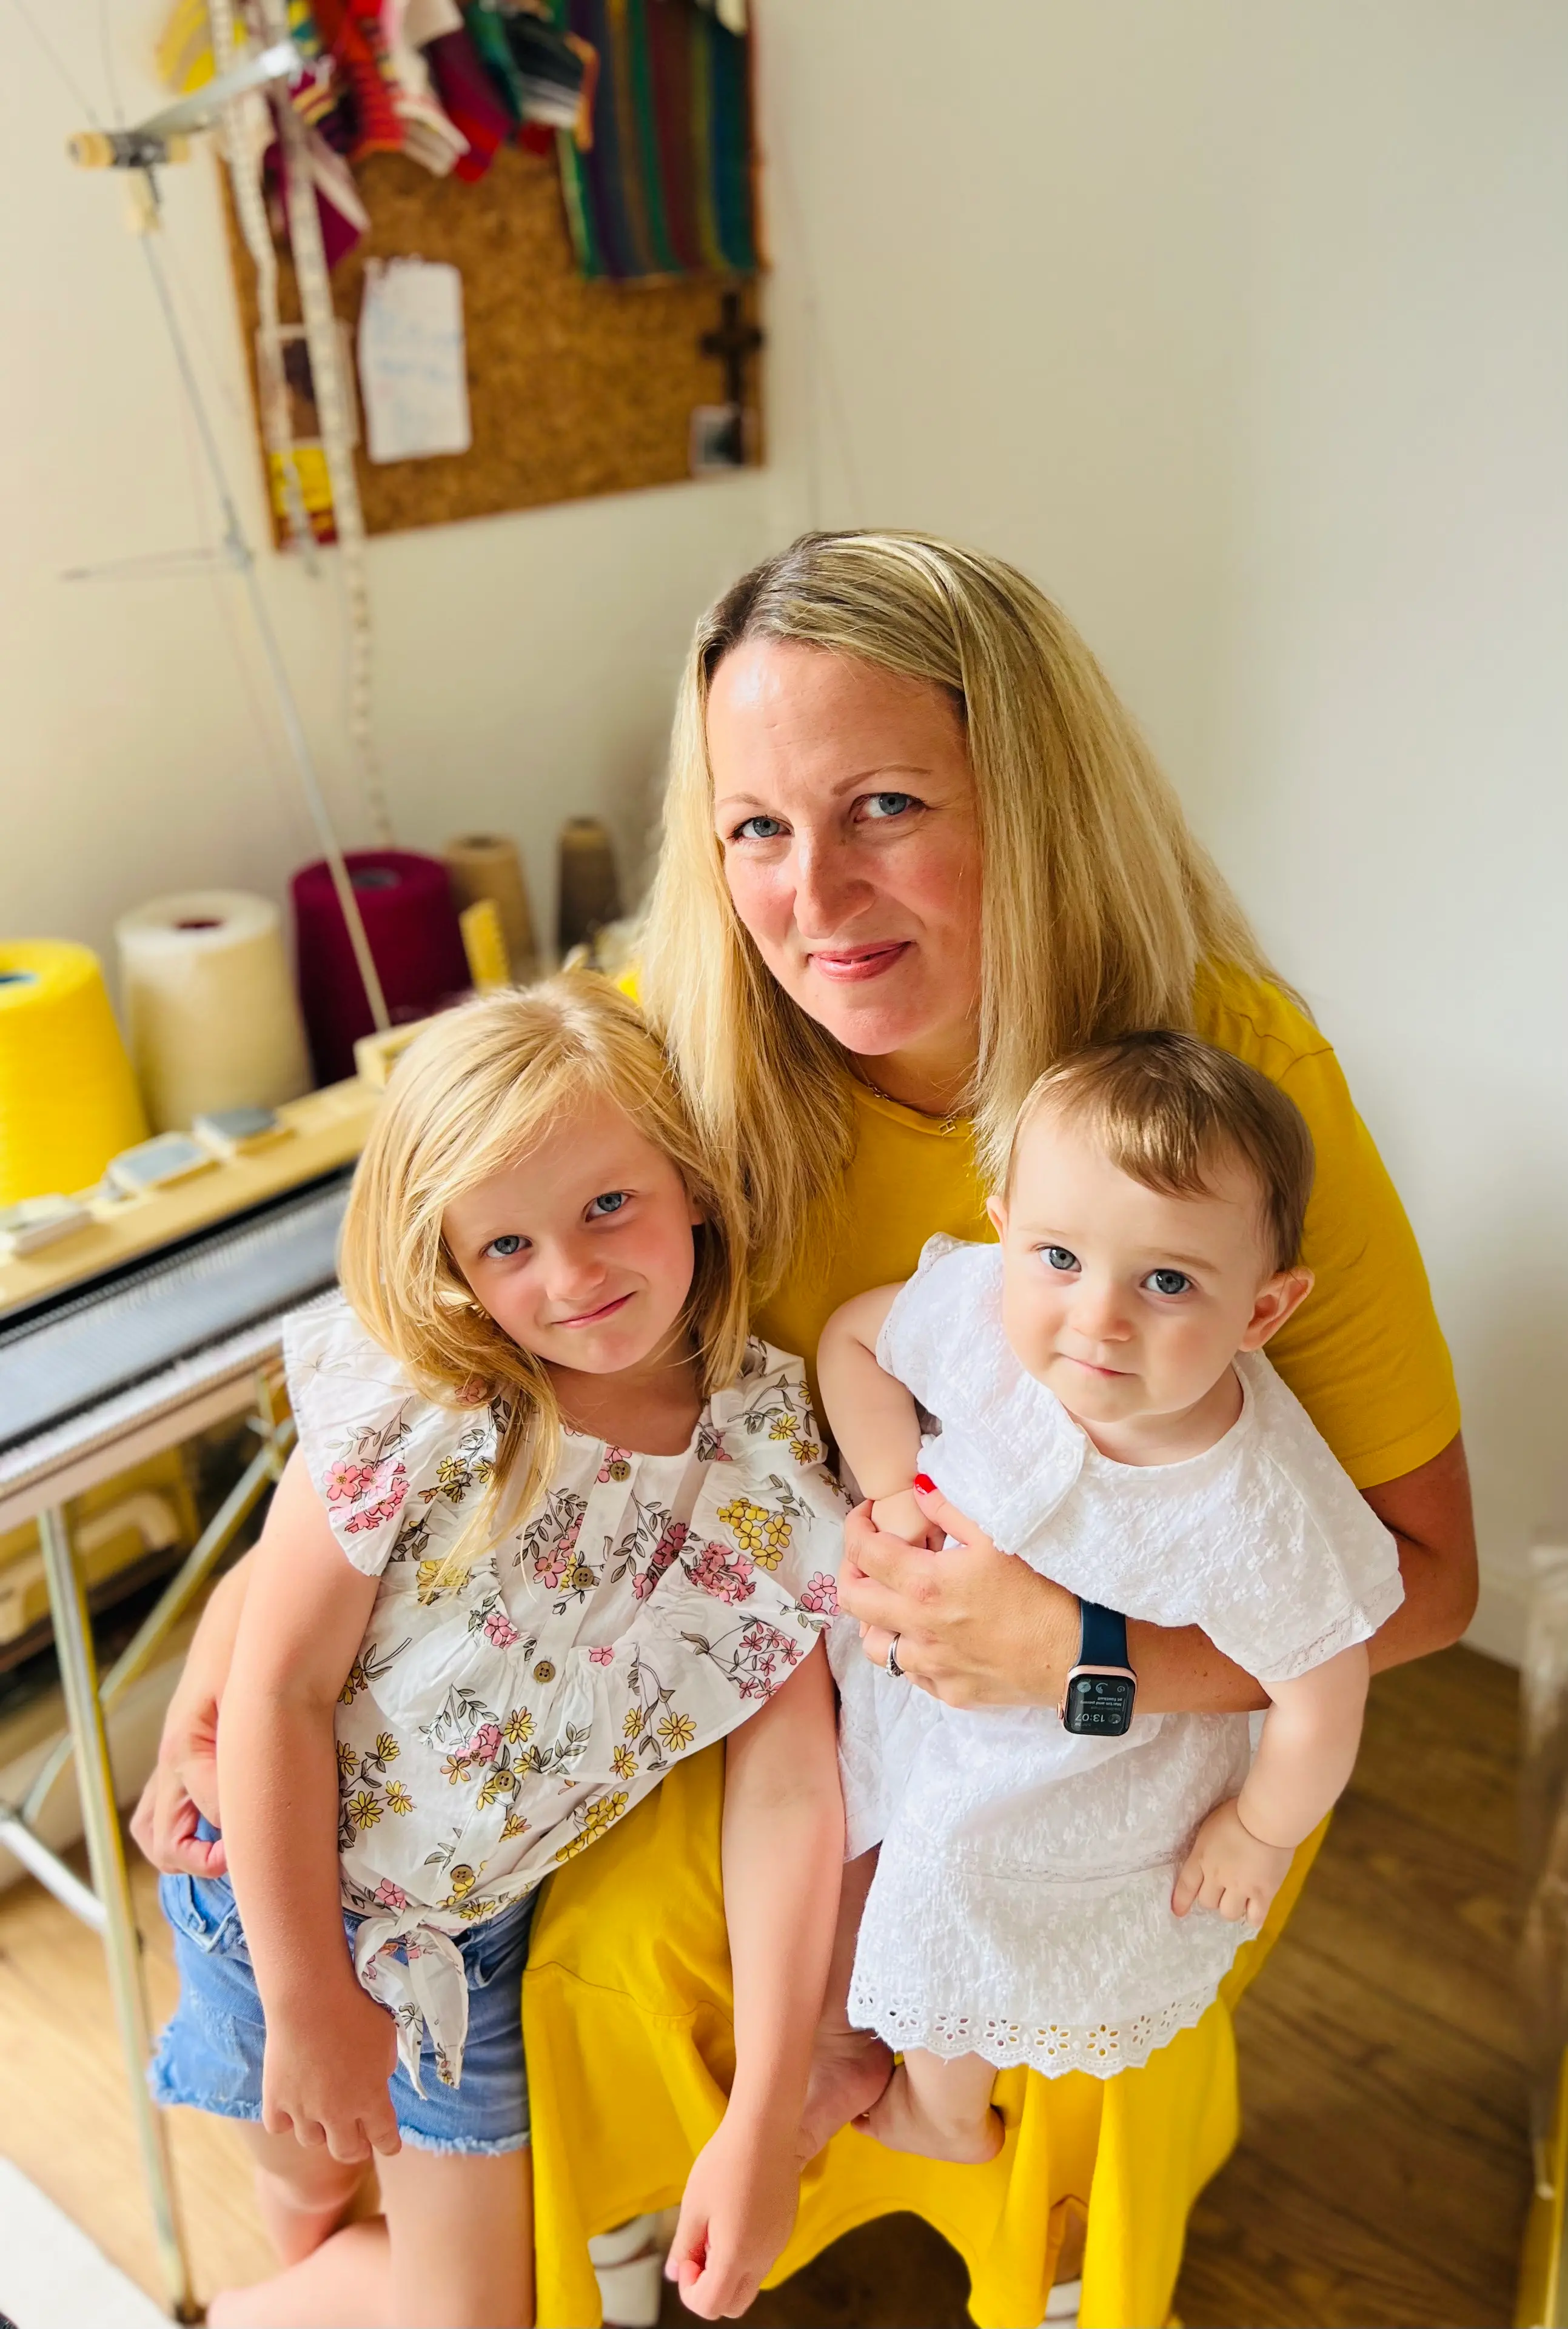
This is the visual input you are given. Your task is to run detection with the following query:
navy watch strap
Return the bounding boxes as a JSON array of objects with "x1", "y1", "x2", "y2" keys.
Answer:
[{"x1": 1078, "y1": 1598, "x2": 1131, "y2": 1671}]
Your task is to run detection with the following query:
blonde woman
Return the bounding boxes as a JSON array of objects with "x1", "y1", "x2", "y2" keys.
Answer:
[
  {"x1": 141, "y1": 533, "x2": 1473, "y2": 2328},
  {"x1": 147, "y1": 981, "x2": 844, "y2": 2328}
]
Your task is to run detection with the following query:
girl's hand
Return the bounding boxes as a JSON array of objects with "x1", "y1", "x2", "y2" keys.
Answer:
[
  {"x1": 666, "y1": 2111, "x2": 801, "y2": 2319},
  {"x1": 839, "y1": 1480, "x2": 1077, "y2": 1709},
  {"x1": 261, "y1": 1981, "x2": 402, "y2": 2165},
  {"x1": 1171, "y1": 1798, "x2": 1294, "y2": 1928}
]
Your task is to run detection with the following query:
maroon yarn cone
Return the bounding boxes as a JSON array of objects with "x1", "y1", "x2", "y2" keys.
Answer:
[{"x1": 291, "y1": 850, "x2": 470, "y2": 1085}]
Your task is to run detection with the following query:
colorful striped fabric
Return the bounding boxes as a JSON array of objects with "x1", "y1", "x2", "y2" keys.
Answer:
[{"x1": 551, "y1": 0, "x2": 757, "y2": 280}]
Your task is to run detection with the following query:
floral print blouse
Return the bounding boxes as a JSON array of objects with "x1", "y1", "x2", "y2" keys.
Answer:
[{"x1": 284, "y1": 1296, "x2": 846, "y2": 2090}]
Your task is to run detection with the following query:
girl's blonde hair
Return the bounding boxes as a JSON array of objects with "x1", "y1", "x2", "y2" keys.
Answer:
[
  {"x1": 338, "y1": 976, "x2": 749, "y2": 1559},
  {"x1": 640, "y1": 529, "x2": 1277, "y2": 1295}
]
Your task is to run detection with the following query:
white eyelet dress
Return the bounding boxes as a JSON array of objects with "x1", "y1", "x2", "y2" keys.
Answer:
[
  {"x1": 830, "y1": 1236, "x2": 1404, "y2": 2079},
  {"x1": 286, "y1": 1297, "x2": 846, "y2": 2092}
]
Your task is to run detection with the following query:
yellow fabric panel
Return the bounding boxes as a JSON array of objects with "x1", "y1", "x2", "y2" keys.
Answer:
[
  {"x1": 757, "y1": 967, "x2": 1460, "y2": 1489},
  {"x1": 526, "y1": 1742, "x2": 1328, "y2": 2329}
]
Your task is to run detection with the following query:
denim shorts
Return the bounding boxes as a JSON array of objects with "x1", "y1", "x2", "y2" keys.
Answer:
[{"x1": 149, "y1": 1857, "x2": 535, "y2": 2156}]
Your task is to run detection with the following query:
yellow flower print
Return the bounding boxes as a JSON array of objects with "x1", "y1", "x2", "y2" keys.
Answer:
[
  {"x1": 767, "y1": 1416, "x2": 794, "y2": 1442},
  {"x1": 384, "y1": 1781, "x2": 414, "y2": 1815},
  {"x1": 500, "y1": 1808, "x2": 531, "y2": 1841},
  {"x1": 339, "y1": 1658, "x2": 366, "y2": 1706},
  {"x1": 504, "y1": 1707, "x2": 535, "y2": 1746},
  {"x1": 416, "y1": 1557, "x2": 454, "y2": 1606},
  {"x1": 791, "y1": 1436, "x2": 822, "y2": 1464},
  {"x1": 611, "y1": 1743, "x2": 637, "y2": 1780},
  {"x1": 436, "y1": 1452, "x2": 494, "y2": 1501},
  {"x1": 657, "y1": 1711, "x2": 696, "y2": 1754},
  {"x1": 374, "y1": 1732, "x2": 399, "y2": 1764},
  {"x1": 718, "y1": 1495, "x2": 795, "y2": 1571},
  {"x1": 623, "y1": 1705, "x2": 646, "y2": 1740},
  {"x1": 440, "y1": 1752, "x2": 472, "y2": 1787},
  {"x1": 346, "y1": 1790, "x2": 383, "y2": 1831},
  {"x1": 336, "y1": 1741, "x2": 359, "y2": 1783},
  {"x1": 554, "y1": 1791, "x2": 629, "y2": 1861}
]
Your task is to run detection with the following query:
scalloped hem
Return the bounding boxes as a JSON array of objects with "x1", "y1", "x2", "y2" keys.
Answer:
[{"x1": 856, "y1": 1986, "x2": 1224, "y2": 2077}]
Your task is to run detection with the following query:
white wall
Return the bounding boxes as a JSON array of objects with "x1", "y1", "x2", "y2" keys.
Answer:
[
  {"x1": 4, "y1": 4, "x2": 1563, "y2": 1654},
  {"x1": 755, "y1": 1, "x2": 1568, "y2": 1656},
  {"x1": 0, "y1": 2, "x2": 779, "y2": 971}
]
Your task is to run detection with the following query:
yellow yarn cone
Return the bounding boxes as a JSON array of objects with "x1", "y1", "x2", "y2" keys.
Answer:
[{"x1": 0, "y1": 941, "x2": 149, "y2": 1205}]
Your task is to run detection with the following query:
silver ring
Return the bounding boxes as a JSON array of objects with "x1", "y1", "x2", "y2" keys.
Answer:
[{"x1": 885, "y1": 1634, "x2": 905, "y2": 1680}]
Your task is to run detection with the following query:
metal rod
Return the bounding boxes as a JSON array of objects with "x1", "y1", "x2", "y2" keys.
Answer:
[
  {"x1": 21, "y1": 1407, "x2": 294, "y2": 1826},
  {"x1": 38, "y1": 1507, "x2": 196, "y2": 2322},
  {"x1": 0, "y1": 1811, "x2": 107, "y2": 1929},
  {"x1": 137, "y1": 233, "x2": 390, "y2": 1033}
]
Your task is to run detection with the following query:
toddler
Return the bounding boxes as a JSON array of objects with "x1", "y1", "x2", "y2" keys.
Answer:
[
  {"x1": 150, "y1": 979, "x2": 846, "y2": 2324},
  {"x1": 817, "y1": 1030, "x2": 1402, "y2": 2162}
]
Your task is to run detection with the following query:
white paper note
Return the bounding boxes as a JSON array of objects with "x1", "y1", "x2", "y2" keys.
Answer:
[{"x1": 357, "y1": 257, "x2": 472, "y2": 464}]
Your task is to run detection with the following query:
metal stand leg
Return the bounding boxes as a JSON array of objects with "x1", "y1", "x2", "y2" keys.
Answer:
[{"x1": 38, "y1": 1506, "x2": 197, "y2": 2323}]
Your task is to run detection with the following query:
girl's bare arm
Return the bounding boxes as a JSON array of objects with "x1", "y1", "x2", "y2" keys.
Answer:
[
  {"x1": 216, "y1": 1455, "x2": 397, "y2": 2163},
  {"x1": 667, "y1": 1643, "x2": 844, "y2": 2319}
]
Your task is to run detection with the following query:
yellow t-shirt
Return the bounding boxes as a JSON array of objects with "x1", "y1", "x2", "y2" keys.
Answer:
[
  {"x1": 758, "y1": 964, "x2": 1459, "y2": 1489},
  {"x1": 526, "y1": 964, "x2": 1458, "y2": 2329}
]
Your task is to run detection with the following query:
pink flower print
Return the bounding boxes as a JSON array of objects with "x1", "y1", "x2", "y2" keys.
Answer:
[
  {"x1": 685, "y1": 1540, "x2": 755, "y2": 1606},
  {"x1": 587, "y1": 1644, "x2": 615, "y2": 1666},
  {"x1": 483, "y1": 1607, "x2": 520, "y2": 1648},
  {"x1": 633, "y1": 1521, "x2": 689, "y2": 1602},
  {"x1": 534, "y1": 1512, "x2": 582, "y2": 1591},
  {"x1": 374, "y1": 1878, "x2": 407, "y2": 1912},
  {"x1": 597, "y1": 1446, "x2": 634, "y2": 1484},
  {"x1": 327, "y1": 1454, "x2": 408, "y2": 1536},
  {"x1": 467, "y1": 1723, "x2": 503, "y2": 1766},
  {"x1": 799, "y1": 1572, "x2": 839, "y2": 1617}
]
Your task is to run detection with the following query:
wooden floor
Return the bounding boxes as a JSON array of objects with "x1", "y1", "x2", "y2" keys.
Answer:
[{"x1": 0, "y1": 1646, "x2": 1529, "y2": 2326}]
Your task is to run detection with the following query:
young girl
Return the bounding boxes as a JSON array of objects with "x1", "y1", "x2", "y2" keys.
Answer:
[
  {"x1": 817, "y1": 1031, "x2": 1404, "y2": 2162},
  {"x1": 149, "y1": 979, "x2": 846, "y2": 2327}
]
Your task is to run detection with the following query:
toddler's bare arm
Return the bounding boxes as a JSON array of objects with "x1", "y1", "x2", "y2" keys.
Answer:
[
  {"x1": 817, "y1": 1286, "x2": 921, "y2": 1506},
  {"x1": 1173, "y1": 1642, "x2": 1370, "y2": 1926}
]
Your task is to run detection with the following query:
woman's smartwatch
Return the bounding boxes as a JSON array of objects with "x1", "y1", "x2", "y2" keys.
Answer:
[{"x1": 1059, "y1": 1599, "x2": 1137, "y2": 1736}]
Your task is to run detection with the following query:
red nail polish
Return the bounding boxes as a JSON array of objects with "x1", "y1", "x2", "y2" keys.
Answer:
[{"x1": 913, "y1": 1473, "x2": 937, "y2": 1493}]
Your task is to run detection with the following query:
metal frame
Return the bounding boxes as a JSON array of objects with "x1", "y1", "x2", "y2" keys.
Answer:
[{"x1": 0, "y1": 1357, "x2": 295, "y2": 2322}]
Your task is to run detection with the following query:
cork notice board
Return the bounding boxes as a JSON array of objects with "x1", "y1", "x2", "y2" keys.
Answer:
[{"x1": 224, "y1": 144, "x2": 762, "y2": 539}]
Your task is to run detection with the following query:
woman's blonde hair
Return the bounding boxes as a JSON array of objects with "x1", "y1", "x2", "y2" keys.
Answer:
[
  {"x1": 338, "y1": 976, "x2": 749, "y2": 1561},
  {"x1": 640, "y1": 529, "x2": 1277, "y2": 1294}
]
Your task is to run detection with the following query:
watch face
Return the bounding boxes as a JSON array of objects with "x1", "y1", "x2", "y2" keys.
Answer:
[{"x1": 1064, "y1": 1672, "x2": 1136, "y2": 1737}]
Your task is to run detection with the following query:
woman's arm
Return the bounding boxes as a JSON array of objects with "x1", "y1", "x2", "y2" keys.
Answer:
[
  {"x1": 666, "y1": 1643, "x2": 843, "y2": 2321},
  {"x1": 217, "y1": 1455, "x2": 400, "y2": 2165},
  {"x1": 838, "y1": 1436, "x2": 1477, "y2": 1715},
  {"x1": 131, "y1": 1552, "x2": 252, "y2": 1875}
]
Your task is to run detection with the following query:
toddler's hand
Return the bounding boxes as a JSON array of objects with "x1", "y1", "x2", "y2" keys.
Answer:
[
  {"x1": 666, "y1": 2111, "x2": 801, "y2": 2319},
  {"x1": 1171, "y1": 1797, "x2": 1294, "y2": 1929},
  {"x1": 869, "y1": 1488, "x2": 940, "y2": 1549},
  {"x1": 261, "y1": 1978, "x2": 401, "y2": 2164}
]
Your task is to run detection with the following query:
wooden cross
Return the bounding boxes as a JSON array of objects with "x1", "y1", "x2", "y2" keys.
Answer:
[{"x1": 701, "y1": 290, "x2": 763, "y2": 409}]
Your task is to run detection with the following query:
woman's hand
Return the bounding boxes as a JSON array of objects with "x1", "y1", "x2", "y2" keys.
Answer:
[
  {"x1": 666, "y1": 2111, "x2": 801, "y2": 2319},
  {"x1": 130, "y1": 1556, "x2": 254, "y2": 1877},
  {"x1": 838, "y1": 1480, "x2": 1078, "y2": 1709},
  {"x1": 130, "y1": 1665, "x2": 229, "y2": 1877}
]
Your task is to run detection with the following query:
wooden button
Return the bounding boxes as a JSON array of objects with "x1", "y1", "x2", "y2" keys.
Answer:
[{"x1": 532, "y1": 1658, "x2": 556, "y2": 1683}]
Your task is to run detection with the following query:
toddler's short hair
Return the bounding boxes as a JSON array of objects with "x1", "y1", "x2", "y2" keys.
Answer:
[{"x1": 1004, "y1": 1030, "x2": 1315, "y2": 1272}]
